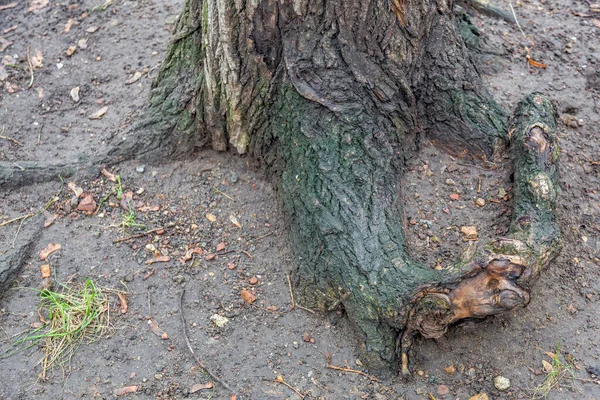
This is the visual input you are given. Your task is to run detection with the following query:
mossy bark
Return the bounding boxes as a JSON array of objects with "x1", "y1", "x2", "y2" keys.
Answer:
[{"x1": 0, "y1": 0, "x2": 560, "y2": 375}]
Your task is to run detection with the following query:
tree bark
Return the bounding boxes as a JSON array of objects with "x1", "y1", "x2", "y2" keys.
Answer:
[{"x1": 3, "y1": 0, "x2": 560, "y2": 375}]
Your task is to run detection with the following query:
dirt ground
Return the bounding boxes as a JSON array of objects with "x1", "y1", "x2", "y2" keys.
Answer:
[{"x1": 1, "y1": 0, "x2": 600, "y2": 399}]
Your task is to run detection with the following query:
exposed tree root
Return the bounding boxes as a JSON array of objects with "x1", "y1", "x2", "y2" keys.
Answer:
[{"x1": 457, "y1": 0, "x2": 514, "y2": 23}]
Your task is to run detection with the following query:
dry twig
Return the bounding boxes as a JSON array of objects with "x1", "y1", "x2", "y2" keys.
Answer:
[
  {"x1": 286, "y1": 273, "x2": 295, "y2": 309},
  {"x1": 179, "y1": 290, "x2": 236, "y2": 395},
  {"x1": 582, "y1": 153, "x2": 600, "y2": 166},
  {"x1": 26, "y1": 46, "x2": 34, "y2": 88},
  {"x1": 326, "y1": 364, "x2": 381, "y2": 382},
  {"x1": 272, "y1": 376, "x2": 305, "y2": 399},
  {"x1": 0, "y1": 126, "x2": 23, "y2": 146},
  {"x1": 112, "y1": 227, "x2": 164, "y2": 243},
  {"x1": 0, "y1": 213, "x2": 34, "y2": 228}
]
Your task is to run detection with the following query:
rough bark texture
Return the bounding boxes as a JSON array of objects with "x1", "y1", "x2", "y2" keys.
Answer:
[{"x1": 0, "y1": 0, "x2": 561, "y2": 375}]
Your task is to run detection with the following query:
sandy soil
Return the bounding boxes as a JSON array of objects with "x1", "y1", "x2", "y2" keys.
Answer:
[{"x1": 1, "y1": 0, "x2": 599, "y2": 399}]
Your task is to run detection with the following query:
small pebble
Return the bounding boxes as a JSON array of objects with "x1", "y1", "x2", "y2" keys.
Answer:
[
  {"x1": 475, "y1": 198, "x2": 485, "y2": 207},
  {"x1": 136, "y1": 165, "x2": 145, "y2": 173},
  {"x1": 173, "y1": 275, "x2": 185, "y2": 284},
  {"x1": 494, "y1": 376, "x2": 510, "y2": 391}
]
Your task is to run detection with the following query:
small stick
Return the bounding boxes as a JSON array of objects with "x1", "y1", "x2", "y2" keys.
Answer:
[
  {"x1": 180, "y1": 289, "x2": 235, "y2": 395},
  {"x1": 112, "y1": 227, "x2": 163, "y2": 243},
  {"x1": 0, "y1": 213, "x2": 34, "y2": 228},
  {"x1": 241, "y1": 250, "x2": 253, "y2": 259},
  {"x1": 272, "y1": 376, "x2": 305, "y2": 399},
  {"x1": 574, "y1": 377, "x2": 600, "y2": 385},
  {"x1": 286, "y1": 273, "x2": 295, "y2": 309},
  {"x1": 249, "y1": 231, "x2": 274, "y2": 244},
  {"x1": 326, "y1": 364, "x2": 381, "y2": 382},
  {"x1": 296, "y1": 304, "x2": 316, "y2": 314},
  {"x1": 11, "y1": 215, "x2": 28, "y2": 248},
  {"x1": 509, "y1": 1, "x2": 528, "y2": 41},
  {"x1": 0, "y1": 126, "x2": 23, "y2": 146},
  {"x1": 477, "y1": 177, "x2": 482, "y2": 193},
  {"x1": 582, "y1": 153, "x2": 600, "y2": 166},
  {"x1": 212, "y1": 187, "x2": 235, "y2": 201},
  {"x1": 26, "y1": 46, "x2": 34, "y2": 88}
]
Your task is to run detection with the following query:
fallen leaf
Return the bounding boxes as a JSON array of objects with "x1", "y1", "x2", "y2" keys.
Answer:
[
  {"x1": 230, "y1": 215, "x2": 242, "y2": 228},
  {"x1": 77, "y1": 194, "x2": 97, "y2": 213},
  {"x1": 0, "y1": 2, "x2": 17, "y2": 11},
  {"x1": 138, "y1": 205, "x2": 159, "y2": 212},
  {"x1": 227, "y1": 262, "x2": 236, "y2": 270},
  {"x1": 190, "y1": 382, "x2": 214, "y2": 393},
  {"x1": 449, "y1": 193, "x2": 460, "y2": 201},
  {"x1": 148, "y1": 319, "x2": 168, "y2": 338},
  {"x1": 43, "y1": 212, "x2": 59, "y2": 227},
  {"x1": 0, "y1": 37, "x2": 13, "y2": 52},
  {"x1": 40, "y1": 243, "x2": 61, "y2": 260},
  {"x1": 179, "y1": 247, "x2": 204, "y2": 263},
  {"x1": 266, "y1": 305, "x2": 278, "y2": 312},
  {"x1": 100, "y1": 168, "x2": 117, "y2": 182},
  {"x1": 468, "y1": 394, "x2": 489, "y2": 400},
  {"x1": 205, "y1": 254, "x2": 216, "y2": 261},
  {"x1": 77, "y1": 38, "x2": 87, "y2": 49},
  {"x1": 117, "y1": 292, "x2": 128, "y2": 314},
  {"x1": 206, "y1": 213, "x2": 217, "y2": 222},
  {"x1": 70, "y1": 86, "x2": 80, "y2": 102},
  {"x1": 30, "y1": 49, "x2": 43, "y2": 69},
  {"x1": 229, "y1": 395, "x2": 237, "y2": 400},
  {"x1": 143, "y1": 268, "x2": 155, "y2": 280},
  {"x1": 2, "y1": 25, "x2": 17, "y2": 34},
  {"x1": 145, "y1": 255, "x2": 171, "y2": 265},
  {"x1": 28, "y1": 0, "x2": 49, "y2": 12},
  {"x1": 40, "y1": 264, "x2": 51, "y2": 279},
  {"x1": 89, "y1": 106, "x2": 108, "y2": 120},
  {"x1": 545, "y1": 352, "x2": 556, "y2": 359},
  {"x1": 125, "y1": 71, "x2": 142, "y2": 85},
  {"x1": 66, "y1": 45, "x2": 76, "y2": 56},
  {"x1": 460, "y1": 225, "x2": 478, "y2": 239},
  {"x1": 240, "y1": 289, "x2": 256, "y2": 304},
  {"x1": 302, "y1": 332, "x2": 312, "y2": 342},
  {"x1": 114, "y1": 386, "x2": 138, "y2": 396},
  {"x1": 249, "y1": 276, "x2": 258, "y2": 285},
  {"x1": 216, "y1": 242, "x2": 226, "y2": 252},
  {"x1": 2, "y1": 54, "x2": 14, "y2": 65},
  {"x1": 86, "y1": 26, "x2": 99, "y2": 33},
  {"x1": 68, "y1": 181, "x2": 83, "y2": 197},
  {"x1": 542, "y1": 359, "x2": 553, "y2": 373},
  {"x1": 64, "y1": 18, "x2": 74, "y2": 33}
]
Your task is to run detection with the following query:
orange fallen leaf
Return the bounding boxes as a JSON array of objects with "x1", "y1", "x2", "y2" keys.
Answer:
[
  {"x1": 114, "y1": 386, "x2": 138, "y2": 396},
  {"x1": 66, "y1": 45, "x2": 76, "y2": 57},
  {"x1": 449, "y1": 193, "x2": 459, "y2": 201},
  {"x1": 148, "y1": 319, "x2": 168, "y2": 339},
  {"x1": 205, "y1": 254, "x2": 216, "y2": 261},
  {"x1": 117, "y1": 292, "x2": 128, "y2": 314},
  {"x1": 216, "y1": 242, "x2": 226, "y2": 252},
  {"x1": 40, "y1": 243, "x2": 61, "y2": 260},
  {"x1": 240, "y1": 289, "x2": 256, "y2": 304},
  {"x1": 145, "y1": 255, "x2": 170, "y2": 265},
  {"x1": 190, "y1": 382, "x2": 213, "y2": 393},
  {"x1": 89, "y1": 106, "x2": 108, "y2": 120},
  {"x1": 40, "y1": 264, "x2": 50, "y2": 279},
  {"x1": 77, "y1": 194, "x2": 97, "y2": 213},
  {"x1": 206, "y1": 213, "x2": 217, "y2": 222},
  {"x1": 43, "y1": 213, "x2": 59, "y2": 227},
  {"x1": 179, "y1": 247, "x2": 204, "y2": 263},
  {"x1": 100, "y1": 168, "x2": 117, "y2": 182},
  {"x1": 68, "y1": 181, "x2": 83, "y2": 197},
  {"x1": 230, "y1": 215, "x2": 242, "y2": 228}
]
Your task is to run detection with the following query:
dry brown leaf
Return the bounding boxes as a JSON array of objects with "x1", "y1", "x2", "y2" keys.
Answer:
[
  {"x1": 31, "y1": 48, "x2": 43, "y2": 69},
  {"x1": 89, "y1": 106, "x2": 108, "y2": 119},
  {"x1": 137, "y1": 205, "x2": 159, "y2": 212},
  {"x1": 0, "y1": 2, "x2": 17, "y2": 11},
  {"x1": 70, "y1": 86, "x2": 80, "y2": 102},
  {"x1": 64, "y1": 18, "x2": 74, "y2": 33},
  {"x1": 68, "y1": 181, "x2": 83, "y2": 197},
  {"x1": 206, "y1": 213, "x2": 217, "y2": 222},
  {"x1": 114, "y1": 386, "x2": 138, "y2": 396},
  {"x1": 100, "y1": 168, "x2": 117, "y2": 182},
  {"x1": 145, "y1": 255, "x2": 170, "y2": 265},
  {"x1": 240, "y1": 289, "x2": 256, "y2": 304},
  {"x1": 542, "y1": 359, "x2": 553, "y2": 373},
  {"x1": 545, "y1": 351, "x2": 556, "y2": 359},
  {"x1": 66, "y1": 45, "x2": 76, "y2": 56},
  {"x1": 148, "y1": 319, "x2": 168, "y2": 338},
  {"x1": 216, "y1": 242, "x2": 226, "y2": 252},
  {"x1": 190, "y1": 382, "x2": 213, "y2": 393},
  {"x1": 43, "y1": 212, "x2": 59, "y2": 227},
  {"x1": 125, "y1": 71, "x2": 142, "y2": 85},
  {"x1": 460, "y1": 225, "x2": 478, "y2": 239},
  {"x1": 230, "y1": 215, "x2": 242, "y2": 228},
  {"x1": 117, "y1": 292, "x2": 128, "y2": 314},
  {"x1": 28, "y1": 0, "x2": 49, "y2": 12},
  {"x1": 0, "y1": 37, "x2": 12, "y2": 52},
  {"x1": 40, "y1": 243, "x2": 61, "y2": 260},
  {"x1": 179, "y1": 247, "x2": 204, "y2": 263},
  {"x1": 40, "y1": 264, "x2": 51, "y2": 279},
  {"x1": 77, "y1": 194, "x2": 97, "y2": 213}
]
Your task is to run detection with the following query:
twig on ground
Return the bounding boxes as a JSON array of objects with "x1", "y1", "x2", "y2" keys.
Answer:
[
  {"x1": 0, "y1": 213, "x2": 34, "y2": 228},
  {"x1": 509, "y1": 1, "x2": 528, "y2": 41},
  {"x1": 326, "y1": 364, "x2": 381, "y2": 382},
  {"x1": 582, "y1": 153, "x2": 600, "y2": 165},
  {"x1": 296, "y1": 304, "x2": 316, "y2": 314},
  {"x1": 574, "y1": 377, "x2": 600, "y2": 385},
  {"x1": 286, "y1": 273, "x2": 295, "y2": 309},
  {"x1": 26, "y1": 46, "x2": 34, "y2": 88},
  {"x1": 272, "y1": 376, "x2": 305, "y2": 399},
  {"x1": 179, "y1": 289, "x2": 236, "y2": 395},
  {"x1": 0, "y1": 126, "x2": 23, "y2": 146},
  {"x1": 248, "y1": 232, "x2": 274, "y2": 244},
  {"x1": 212, "y1": 187, "x2": 235, "y2": 201},
  {"x1": 11, "y1": 215, "x2": 28, "y2": 248},
  {"x1": 241, "y1": 250, "x2": 253, "y2": 259},
  {"x1": 112, "y1": 227, "x2": 163, "y2": 243}
]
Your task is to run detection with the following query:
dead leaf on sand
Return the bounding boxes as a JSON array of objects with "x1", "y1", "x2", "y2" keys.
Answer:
[
  {"x1": 40, "y1": 264, "x2": 51, "y2": 278},
  {"x1": 206, "y1": 213, "x2": 217, "y2": 222},
  {"x1": 125, "y1": 71, "x2": 142, "y2": 85},
  {"x1": 40, "y1": 243, "x2": 61, "y2": 260},
  {"x1": 230, "y1": 214, "x2": 242, "y2": 228},
  {"x1": 64, "y1": 18, "x2": 74, "y2": 33},
  {"x1": 28, "y1": 0, "x2": 49, "y2": 12},
  {"x1": 68, "y1": 181, "x2": 83, "y2": 197},
  {"x1": 148, "y1": 319, "x2": 168, "y2": 339},
  {"x1": 43, "y1": 212, "x2": 59, "y2": 227},
  {"x1": 100, "y1": 168, "x2": 117, "y2": 182},
  {"x1": 66, "y1": 45, "x2": 76, "y2": 56},
  {"x1": 240, "y1": 289, "x2": 256, "y2": 304},
  {"x1": 88, "y1": 106, "x2": 108, "y2": 119},
  {"x1": 117, "y1": 292, "x2": 128, "y2": 314},
  {"x1": 145, "y1": 255, "x2": 170, "y2": 265},
  {"x1": 0, "y1": 2, "x2": 17, "y2": 11},
  {"x1": 31, "y1": 48, "x2": 44, "y2": 69},
  {"x1": 114, "y1": 386, "x2": 138, "y2": 396},
  {"x1": 0, "y1": 37, "x2": 13, "y2": 52},
  {"x1": 190, "y1": 382, "x2": 213, "y2": 393},
  {"x1": 180, "y1": 247, "x2": 203, "y2": 263}
]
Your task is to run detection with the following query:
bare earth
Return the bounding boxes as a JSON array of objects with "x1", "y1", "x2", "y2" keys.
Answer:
[{"x1": 1, "y1": 0, "x2": 599, "y2": 399}]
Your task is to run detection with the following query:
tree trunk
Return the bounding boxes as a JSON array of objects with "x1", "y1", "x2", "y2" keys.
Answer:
[{"x1": 107, "y1": 0, "x2": 562, "y2": 375}]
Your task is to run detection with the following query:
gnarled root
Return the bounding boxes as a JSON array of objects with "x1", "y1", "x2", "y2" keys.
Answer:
[{"x1": 400, "y1": 93, "x2": 561, "y2": 375}]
